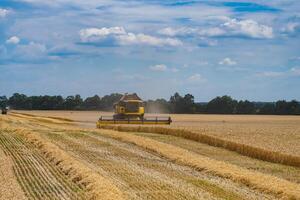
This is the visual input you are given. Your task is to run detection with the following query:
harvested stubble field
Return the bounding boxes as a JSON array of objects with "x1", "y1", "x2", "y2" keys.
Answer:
[
  {"x1": 16, "y1": 110, "x2": 300, "y2": 156},
  {"x1": 1, "y1": 111, "x2": 300, "y2": 200}
]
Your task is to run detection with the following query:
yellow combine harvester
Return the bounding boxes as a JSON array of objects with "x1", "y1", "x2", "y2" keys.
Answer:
[{"x1": 97, "y1": 93, "x2": 172, "y2": 125}]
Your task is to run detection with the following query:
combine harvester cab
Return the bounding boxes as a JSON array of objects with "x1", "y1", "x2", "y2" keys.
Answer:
[{"x1": 97, "y1": 93, "x2": 172, "y2": 126}]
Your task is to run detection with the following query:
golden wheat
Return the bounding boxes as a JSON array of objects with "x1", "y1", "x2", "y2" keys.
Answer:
[
  {"x1": 3, "y1": 112, "x2": 300, "y2": 199},
  {"x1": 133, "y1": 131, "x2": 300, "y2": 183},
  {"x1": 10, "y1": 113, "x2": 73, "y2": 125},
  {"x1": 98, "y1": 124, "x2": 300, "y2": 168},
  {"x1": 94, "y1": 128, "x2": 300, "y2": 199},
  {"x1": 3, "y1": 114, "x2": 274, "y2": 200},
  {"x1": 0, "y1": 146, "x2": 27, "y2": 200},
  {"x1": 16, "y1": 111, "x2": 300, "y2": 156},
  {"x1": 43, "y1": 131, "x2": 221, "y2": 200},
  {"x1": 0, "y1": 130, "x2": 86, "y2": 200},
  {"x1": 6, "y1": 127, "x2": 125, "y2": 200},
  {"x1": 170, "y1": 114, "x2": 300, "y2": 157},
  {"x1": 11, "y1": 112, "x2": 74, "y2": 122}
]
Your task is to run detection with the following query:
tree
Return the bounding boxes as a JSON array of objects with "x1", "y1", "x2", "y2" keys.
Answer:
[
  {"x1": 236, "y1": 100, "x2": 255, "y2": 114},
  {"x1": 2, "y1": 92, "x2": 300, "y2": 115},
  {"x1": 169, "y1": 92, "x2": 181, "y2": 113},
  {"x1": 74, "y1": 94, "x2": 83, "y2": 109},
  {"x1": 8, "y1": 93, "x2": 30, "y2": 109},
  {"x1": 287, "y1": 100, "x2": 300, "y2": 115},
  {"x1": 182, "y1": 94, "x2": 196, "y2": 113},
  {"x1": 195, "y1": 103, "x2": 206, "y2": 113},
  {"x1": 52, "y1": 96, "x2": 64, "y2": 110},
  {"x1": 206, "y1": 95, "x2": 237, "y2": 114},
  {"x1": 63, "y1": 96, "x2": 75, "y2": 110},
  {"x1": 100, "y1": 93, "x2": 123, "y2": 111},
  {"x1": 275, "y1": 100, "x2": 288, "y2": 115},
  {"x1": 169, "y1": 92, "x2": 196, "y2": 113},
  {"x1": 0, "y1": 96, "x2": 8, "y2": 108},
  {"x1": 259, "y1": 103, "x2": 275, "y2": 114},
  {"x1": 83, "y1": 95, "x2": 101, "y2": 110}
]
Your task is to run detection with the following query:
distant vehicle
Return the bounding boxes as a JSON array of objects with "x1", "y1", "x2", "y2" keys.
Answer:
[
  {"x1": 97, "y1": 93, "x2": 172, "y2": 126},
  {"x1": 1, "y1": 107, "x2": 8, "y2": 115}
]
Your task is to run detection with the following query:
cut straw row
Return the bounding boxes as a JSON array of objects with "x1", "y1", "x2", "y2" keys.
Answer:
[
  {"x1": 95, "y1": 128, "x2": 300, "y2": 200},
  {"x1": 12, "y1": 128, "x2": 124, "y2": 200},
  {"x1": 98, "y1": 125, "x2": 300, "y2": 168}
]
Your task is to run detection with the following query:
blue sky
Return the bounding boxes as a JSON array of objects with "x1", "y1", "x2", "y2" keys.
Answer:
[{"x1": 0, "y1": 0, "x2": 300, "y2": 101}]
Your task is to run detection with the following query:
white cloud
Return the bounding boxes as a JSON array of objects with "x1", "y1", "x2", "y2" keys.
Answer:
[
  {"x1": 289, "y1": 56, "x2": 300, "y2": 61},
  {"x1": 159, "y1": 27, "x2": 225, "y2": 37},
  {"x1": 286, "y1": 23, "x2": 299, "y2": 33},
  {"x1": 15, "y1": 0, "x2": 111, "y2": 8},
  {"x1": 149, "y1": 64, "x2": 179, "y2": 72},
  {"x1": 198, "y1": 27, "x2": 226, "y2": 37},
  {"x1": 6, "y1": 36, "x2": 20, "y2": 45},
  {"x1": 149, "y1": 64, "x2": 167, "y2": 71},
  {"x1": 290, "y1": 67, "x2": 300, "y2": 76},
  {"x1": 217, "y1": 66, "x2": 248, "y2": 72},
  {"x1": 256, "y1": 67, "x2": 300, "y2": 78},
  {"x1": 281, "y1": 22, "x2": 300, "y2": 34},
  {"x1": 198, "y1": 37, "x2": 218, "y2": 47},
  {"x1": 117, "y1": 33, "x2": 182, "y2": 46},
  {"x1": 187, "y1": 73, "x2": 206, "y2": 83},
  {"x1": 79, "y1": 27, "x2": 126, "y2": 42},
  {"x1": 170, "y1": 68, "x2": 179, "y2": 72},
  {"x1": 219, "y1": 57, "x2": 237, "y2": 66},
  {"x1": 16, "y1": 42, "x2": 47, "y2": 59},
  {"x1": 256, "y1": 71, "x2": 284, "y2": 77},
  {"x1": 80, "y1": 27, "x2": 182, "y2": 47},
  {"x1": 0, "y1": 8, "x2": 9, "y2": 18},
  {"x1": 159, "y1": 18, "x2": 273, "y2": 39},
  {"x1": 158, "y1": 27, "x2": 197, "y2": 37},
  {"x1": 222, "y1": 19, "x2": 274, "y2": 39}
]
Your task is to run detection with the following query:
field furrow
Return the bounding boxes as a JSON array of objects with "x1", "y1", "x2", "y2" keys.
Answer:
[
  {"x1": 0, "y1": 146, "x2": 27, "y2": 200},
  {"x1": 98, "y1": 125, "x2": 300, "y2": 167},
  {"x1": 129, "y1": 132, "x2": 300, "y2": 183},
  {"x1": 1, "y1": 112, "x2": 299, "y2": 200},
  {"x1": 90, "y1": 129, "x2": 300, "y2": 199},
  {"x1": 11, "y1": 134, "x2": 76, "y2": 199},
  {"x1": 44, "y1": 131, "x2": 209, "y2": 200},
  {"x1": 42, "y1": 129, "x2": 274, "y2": 200},
  {"x1": 0, "y1": 130, "x2": 86, "y2": 200}
]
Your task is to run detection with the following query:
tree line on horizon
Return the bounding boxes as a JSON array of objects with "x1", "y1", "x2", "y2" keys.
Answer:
[{"x1": 0, "y1": 92, "x2": 300, "y2": 115}]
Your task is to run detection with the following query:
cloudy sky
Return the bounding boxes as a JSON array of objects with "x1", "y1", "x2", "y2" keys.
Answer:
[{"x1": 0, "y1": 0, "x2": 300, "y2": 101}]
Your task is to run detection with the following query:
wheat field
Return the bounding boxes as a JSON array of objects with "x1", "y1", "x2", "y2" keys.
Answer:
[
  {"x1": 1, "y1": 111, "x2": 300, "y2": 200},
  {"x1": 16, "y1": 110, "x2": 300, "y2": 156}
]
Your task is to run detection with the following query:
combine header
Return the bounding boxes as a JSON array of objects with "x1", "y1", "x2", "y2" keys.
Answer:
[{"x1": 97, "y1": 93, "x2": 172, "y2": 126}]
